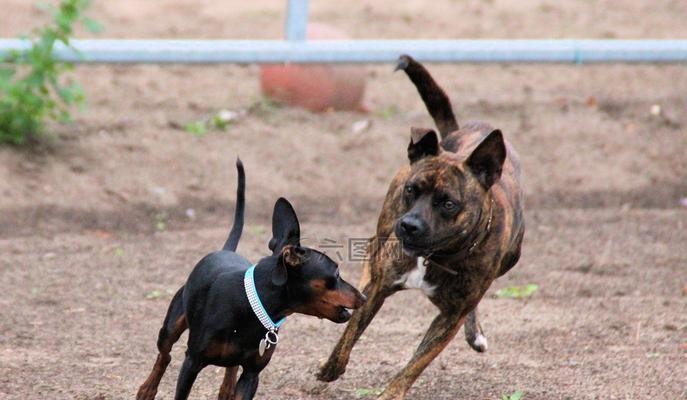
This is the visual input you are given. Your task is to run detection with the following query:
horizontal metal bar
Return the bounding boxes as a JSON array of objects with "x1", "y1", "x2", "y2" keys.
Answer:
[{"x1": 1, "y1": 39, "x2": 686, "y2": 64}]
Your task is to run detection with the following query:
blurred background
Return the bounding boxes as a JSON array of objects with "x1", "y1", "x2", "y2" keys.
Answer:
[{"x1": 0, "y1": 1, "x2": 685, "y2": 399}]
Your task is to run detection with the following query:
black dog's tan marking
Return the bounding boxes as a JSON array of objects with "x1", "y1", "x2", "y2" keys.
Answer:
[
  {"x1": 137, "y1": 160, "x2": 365, "y2": 400},
  {"x1": 318, "y1": 55, "x2": 524, "y2": 399}
]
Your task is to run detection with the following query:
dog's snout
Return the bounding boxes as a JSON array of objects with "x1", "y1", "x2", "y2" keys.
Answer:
[
  {"x1": 340, "y1": 280, "x2": 366, "y2": 309},
  {"x1": 400, "y1": 215, "x2": 425, "y2": 237}
]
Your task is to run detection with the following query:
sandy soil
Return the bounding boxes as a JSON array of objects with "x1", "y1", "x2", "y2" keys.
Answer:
[{"x1": 1, "y1": 1, "x2": 686, "y2": 399}]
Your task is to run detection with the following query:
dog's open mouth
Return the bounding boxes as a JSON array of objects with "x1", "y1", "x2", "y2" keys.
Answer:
[
  {"x1": 337, "y1": 306, "x2": 352, "y2": 322},
  {"x1": 401, "y1": 241, "x2": 430, "y2": 257},
  {"x1": 401, "y1": 235, "x2": 464, "y2": 258}
]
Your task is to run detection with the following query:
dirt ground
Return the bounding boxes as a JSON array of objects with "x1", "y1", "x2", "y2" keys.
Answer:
[{"x1": 1, "y1": 1, "x2": 686, "y2": 399}]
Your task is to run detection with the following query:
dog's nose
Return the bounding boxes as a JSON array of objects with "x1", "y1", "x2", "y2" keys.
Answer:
[{"x1": 400, "y1": 216, "x2": 424, "y2": 236}]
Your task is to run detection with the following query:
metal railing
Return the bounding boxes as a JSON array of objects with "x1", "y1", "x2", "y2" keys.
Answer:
[{"x1": 1, "y1": 0, "x2": 686, "y2": 64}]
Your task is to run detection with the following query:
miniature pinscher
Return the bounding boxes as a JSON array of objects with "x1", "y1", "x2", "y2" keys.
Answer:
[{"x1": 137, "y1": 159, "x2": 366, "y2": 400}]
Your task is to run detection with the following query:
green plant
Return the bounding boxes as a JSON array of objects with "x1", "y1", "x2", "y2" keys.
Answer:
[
  {"x1": 154, "y1": 212, "x2": 167, "y2": 231},
  {"x1": 184, "y1": 120, "x2": 208, "y2": 136},
  {"x1": 496, "y1": 284, "x2": 539, "y2": 299},
  {"x1": 373, "y1": 104, "x2": 399, "y2": 119},
  {"x1": 145, "y1": 289, "x2": 163, "y2": 300},
  {"x1": 183, "y1": 110, "x2": 238, "y2": 136},
  {"x1": 352, "y1": 388, "x2": 383, "y2": 398},
  {"x1": 502, "y1": 390, "x2": 524, "y2": 400},
  {"x1": 145, "y1": 288, "x2": 174, "y2": 300},
  {"x1": 0, "y1": 0, "x2": 101, "y2": 144},
  {"x1": 248, "y1": 225, "x2": 267, "y2": 236},
  {"x1": 249, "y1": 96, "x2": 281, "y2": 119}
]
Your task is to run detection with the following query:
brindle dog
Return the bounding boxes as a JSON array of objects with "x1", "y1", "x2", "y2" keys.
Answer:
[{"x1": 317, "y1": 55, "x2": 524, "y2": 399}]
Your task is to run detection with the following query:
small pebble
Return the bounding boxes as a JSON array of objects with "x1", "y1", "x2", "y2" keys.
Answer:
[
  {"x1": 351, "y1": 119, "x2": 371, "y2": 134},
  {"x1": 216, "y1": 110, "x2": 238, "y2": 123}
]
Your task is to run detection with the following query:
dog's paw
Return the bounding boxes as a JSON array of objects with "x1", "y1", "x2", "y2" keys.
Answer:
[
  {"x1": 467, "y1": 332, "x2": 488, "y2": 353},
  {"x1": 377, "y1": 385, "x2": 407, "y2": 400},
  {"x1": 316, "y1": 363, "x2": 345, "y2": 382},
  {"x1": 136, "y1": 386, "x2": 157, "y2": 400}
]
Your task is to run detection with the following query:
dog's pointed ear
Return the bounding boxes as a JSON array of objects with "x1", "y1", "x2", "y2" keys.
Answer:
[
  {"x1": 268, "y1": 198, "x2": 301, "y2": 254},
  {"x1": 466, "y1": 129, "x2": 506, "y2": 189},
  {"x1": 272, "y1": 245, "x2": 306, "y2": 286},
  {"x1": 408, "y1": 127, "x2": 439, "y2": 164}
]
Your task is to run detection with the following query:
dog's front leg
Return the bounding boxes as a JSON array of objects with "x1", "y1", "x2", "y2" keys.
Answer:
[
  {"x1": 378, "y1": 311, "x2": 466, "y2": 400},
  {"x1": 217, "y1": 366, "x2": 239, "y2": 400},
  {"x1": 233, "y1": 370, "x2": 260, "y2": 400},
  {"x1": 174, "y1": 356, "x2": 205, "y2": 400},
  {"x1": 317, "y1": 278, "x2": 392, "y2": 382}
]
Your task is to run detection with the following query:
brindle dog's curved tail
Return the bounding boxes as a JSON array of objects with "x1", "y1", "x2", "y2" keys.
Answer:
[{"x1": 395, "y1": 54, "x2": 459, "y2": 138}]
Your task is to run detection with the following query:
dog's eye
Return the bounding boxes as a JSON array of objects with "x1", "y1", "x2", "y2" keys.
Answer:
[
  {"x1": 326, "y1": 277, "x2": 337, "y2": 289},
  {"x1": 405, "y1": 185, "x2": 414, "y2": 195},
  {"x1": 443, "y1": 200, "x2": 456, "y2": 210}
]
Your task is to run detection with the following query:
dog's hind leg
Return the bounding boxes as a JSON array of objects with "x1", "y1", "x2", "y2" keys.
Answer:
[
  {"x1": 378, "y1": 311, "x2": 466, "y2": 400},
  {"x1": 137, "y1": 286, "x2": 188, "y2": 400},
  {"x1": 464, "y1": 307, "x2": 488, "y2": 352},
  {"x1": 217, "y1": 367, "x2": 239, "y2": 400}
]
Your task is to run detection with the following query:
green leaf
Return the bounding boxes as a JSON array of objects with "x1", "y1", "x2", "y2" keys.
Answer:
[
  {"x1": 184, "y1": 120, "x2": 208, "y2": 136},
  {"x1": 502, "y1": 391, "x2": 524, "y2": 400},
  {"x1": 496, "y1": 284, "x2": 539, "y2": 299},
  {"x1": 249, "y1": 225, "x2": 267, "y2": 236},
  {"x1": 373, "y1": 105, "x2": 400, "y2": 119},
  {"x1": 0, "y1": 0, "x2": 99, "y2": 145},
  {"x1": 0, "y1": 66, "x2": 16, "y2": 81},
  {"x1": 211, "y1": 113, "x2": 231, "y2": 131},
  {"x1": 146, "y1": 289, "x2": 163, "y2": 300},
  {"x1": 354, "y1": 388, "x2": 383, "y2": 398},
  {"x1": 81, "y1": 17, "x2": 103, "y2": 33}
]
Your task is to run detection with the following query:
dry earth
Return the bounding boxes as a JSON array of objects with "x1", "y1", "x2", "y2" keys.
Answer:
[{"x1": 0, "y1": 1, "x2": 686, "y2": 399}]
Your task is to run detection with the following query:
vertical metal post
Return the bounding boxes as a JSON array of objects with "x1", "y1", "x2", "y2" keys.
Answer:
[{"x1": 285, "y1": 0, "x2": 309, "y2": 41}]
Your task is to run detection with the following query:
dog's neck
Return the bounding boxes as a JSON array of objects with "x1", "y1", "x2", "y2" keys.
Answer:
[{"x1": 251, "y1": 258, "x2": 293, "y2": 323}]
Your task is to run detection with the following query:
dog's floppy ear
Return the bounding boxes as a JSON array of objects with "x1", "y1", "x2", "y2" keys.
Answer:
[
  {"x1": 272, "y1": 244, "x2": 306, "y2": 286},
  {"x1": 408, "y1": 127, "x2": 440, "y2": 164},
  {"x1": 268, "y1": 197, "x2": 301, "y2": 254},
  {"x1": 466, "y1": 129, "x2": 506, "y2": 189}
]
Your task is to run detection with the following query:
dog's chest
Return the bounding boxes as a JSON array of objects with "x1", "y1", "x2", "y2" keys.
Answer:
[{"x1": 394, "y1": 257, "x2": 437, "y2": 297}]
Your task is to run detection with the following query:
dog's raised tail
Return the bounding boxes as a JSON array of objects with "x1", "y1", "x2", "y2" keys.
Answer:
[
  {"x1": 223, "y1": 158, "x2": 245, "y2": 251},
  {"x1": 396, "y1": 54, "x2": 459, "y2": 138}
]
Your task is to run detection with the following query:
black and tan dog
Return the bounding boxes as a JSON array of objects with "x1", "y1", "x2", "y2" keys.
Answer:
[
  {"x1": 317, "y1": 55, "x2": 524, "y2": 399},
  {"x1": 137, "y1": 160, "x2": 366, "y2": 400}
]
